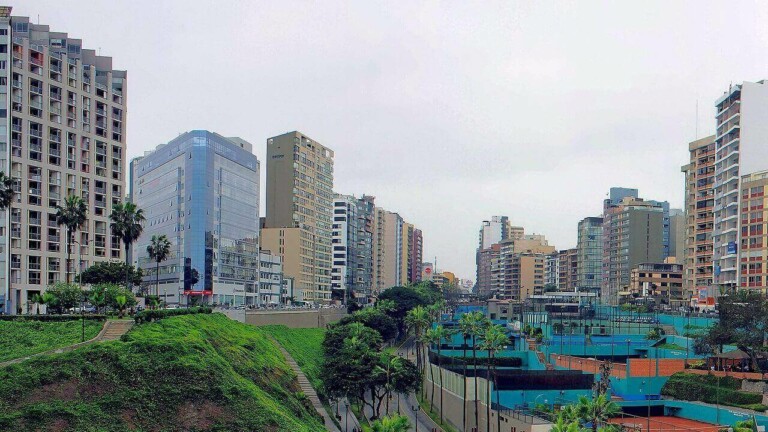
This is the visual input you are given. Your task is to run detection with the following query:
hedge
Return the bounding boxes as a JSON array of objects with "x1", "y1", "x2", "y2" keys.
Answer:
[
  {"x1": 661, "y1": 373, "x2": 762, "y2": 409},
  {"x1": 428, "y1": 351, "x2": 523, "y2": 367},
  {"x1": 0, "y1": 314, "x2": 107, "y2": 322},
  {"x1": 134, "y1": 306, "x2": 212, "y2": 324}
]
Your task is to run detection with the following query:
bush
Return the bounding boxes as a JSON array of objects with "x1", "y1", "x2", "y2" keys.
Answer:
[
  {"x1": 134, "y1": 306, "x2": 212, "y2": 324},
  {"x1": 662, "y1": 373, "x2": 762, "y2": 408},
  {"x1": 0, "y1": 314, "x2": 106, "y2": 322}
]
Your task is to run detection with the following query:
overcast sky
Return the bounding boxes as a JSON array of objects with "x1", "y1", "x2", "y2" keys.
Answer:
[{"x1": 16, "y1": 1, "x2": 768, "y2": 280}]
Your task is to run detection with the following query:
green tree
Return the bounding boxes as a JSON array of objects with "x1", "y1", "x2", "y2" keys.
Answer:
[
  {"x1": 46, "y1": 282, "x2": 84, "y2": 313},
  {"x1": 115, "y1": 295, "x2": 127, "y2": 318},
  {"x1": 367, "y1": 414, "x2": 410, "y2": 432},
  {"x1": 109, "y1": 202, "x2": 145, "y2": 291},
  {"x1": 78, "y1": 261, "x2": 143, "y2": 288},
  {"x1": 551, "y1": 415, "x2": 587, "y2": 432},
  {"x1": 465, "y1": 310, "x2": 490, "y2": 430},
  {"x1": 0, "y1": 171, "x2": 15, "y2": 314},
  {"x1": 425, "y1": 324, "x2": 451, "y2": 424},
  {"x1": 378, "y1": 286, "x2": 432, "y2": 334},
  {"x1": 479, "y1": 324, "x2": 510, "y2": 432},
  {"x1": 146, "y1": 235, "x2": 171, "y2": 303},
  {"x1": 339, "y1": 307, "x2": 398, "y2": 341},
  {"x1": 457, "y1": 312, "x2": 474, "y2": 431},
  {"x1": 29, "y1": 293, "x2": 43, "y2": 315},
  {"x1": 706, "y1": 290, "x2": 768, "y2": 370},
  {"x1": 88, "y1": 286, "x2": 107, "y2": 314},
  {"x1": 576, "y1": 394, "x2": 620, "y2": 432},
  {"x1": 39, "y1": 292, "x2": 57, "y2": 314},
  {"x1": 55, "y1": 195, "x2": 87, "y2": 284},
  {"x1": 405, "y1": 305, "x2": 430, "y2": 374}
]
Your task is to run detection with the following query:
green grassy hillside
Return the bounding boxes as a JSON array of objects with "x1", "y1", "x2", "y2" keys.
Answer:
[
  {"x1": 0, "y1": 313, "x2": 326, "y2": 431},
  {"x1": 0, "y1": 320, "x2": 103, "y2": 363},
  {"x1": 260, "y1": 325, "x2": 325, "y2": 395}
]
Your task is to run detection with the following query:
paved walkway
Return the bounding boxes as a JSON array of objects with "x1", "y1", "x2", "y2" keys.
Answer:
[
  {"x1": 0, "y1": 319, "x2": 134, "y2": 368},
  {"x1": 395, "y1": 338, "x2": 444, "y2": 432},
  {"x1": 268, "y1": 336, "x2": 340, "y2": 432}
]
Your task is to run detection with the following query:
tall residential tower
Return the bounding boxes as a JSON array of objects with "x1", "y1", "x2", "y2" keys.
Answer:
[
  {"x1": 1, "y1": 9, "x2": 127, "y2": 313},
  {"x1": 262, "y1": 131, "x2": 334, "y2": 303}
]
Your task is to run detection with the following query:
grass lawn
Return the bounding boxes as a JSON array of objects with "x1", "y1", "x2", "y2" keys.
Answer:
[
  {"x1": 0, "y1": 320, "x2": 103, "y2": 363},
  {"x1": 0, "y1": 313, "x2": 326, "y2": 431},
  {"x1": 260, "y1": 325, "x2": 326, "y2": 394}
]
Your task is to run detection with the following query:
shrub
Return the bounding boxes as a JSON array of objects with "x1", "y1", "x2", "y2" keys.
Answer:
[
  {"x1": 134, "y1": 306, "x2": 212, "y2": 324},
  {"x1": 0, "y1": 314, "x2": 106, "y2": 322},
  {"x1": 662, "y1": 373, "x2": 762, "y2": 408}
]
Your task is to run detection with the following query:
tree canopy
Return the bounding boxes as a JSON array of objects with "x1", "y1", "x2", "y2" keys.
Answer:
[
  {"x1": 338, "y1": 307, "x2": 398, "y2": 341},
  {"x1": 78, "y1": 261, "x2": 143, "y2": 287},
  {"x1": 705, "y1": 290, "x2": 768, "y2": 370}
]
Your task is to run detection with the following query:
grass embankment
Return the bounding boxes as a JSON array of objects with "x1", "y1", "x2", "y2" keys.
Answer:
[
  {"x1": 0, "y1": 313, "x2": 326, "y2": 431},
  {"x1": 662, "y1": 373, "x2": 768, "y2": 412},
  {"x1": 261, "y1": 325, "x2": 326, "y2": 394},
  {"x1": 0, "y1": 320, "x2": 103, "y2": 363}
]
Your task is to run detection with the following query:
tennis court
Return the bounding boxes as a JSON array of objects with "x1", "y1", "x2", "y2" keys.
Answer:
[{"x1": 608, "y1": 415, "x2": 721, "y2": 432}]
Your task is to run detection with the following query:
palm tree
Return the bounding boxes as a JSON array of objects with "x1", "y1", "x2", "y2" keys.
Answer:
[
  {"x1": 576, "y1": 394, "x2": 620, "y2": 432},
  {"x1": 423, "y1": 327, "x2": 439, "y2": 412},
  {"x1": 467, "y1": 310, "x2": 489, "y2": 430},
  {"x1": 369, "y1": 414, "x2": 410, "y2": 432},
  {"x1": 457, "y1": 312, "x2": 474, "y2": 431},
  {"x1": 40, "y1": 292, "x2": 57, "y2": 315},
  {"x1": 480, "y1": 324, "x2": 510, "y2": 432},
  {"x1": 0, "y1": 171, "x2": 16, "y2": 315},
  {"x1": 109, "y1": 202, "x2": 145, "y2": 291},
  {"x1": 405, "y1": 305, "x2": 430, "y2": 372},
  {"x1": 55, "y1": 195, "x2": 87, "y2": 284},
  {"x1": 146, "y1": 235, "x2": 171, "y2": 305},
  {"x1": 115, "y1": 294, "x2": 127, "y2": 318},
  {"x1": 29, "y1": 293, "x2": 43, "y2": 315},
  {"x1": 551, "y1": 415, "x2": 587, "y2": 432},
  {"x1": 431, "y1": 324, "x2": 450, "y2": 425}
]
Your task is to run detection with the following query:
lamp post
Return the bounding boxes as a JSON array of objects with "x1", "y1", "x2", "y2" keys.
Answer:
[
  {"x1": 344, "y1": 401, "x2": 349, "y2": 432},
  {"x1": 411, "y1": 405, "x2": 418, "y2": 432}
]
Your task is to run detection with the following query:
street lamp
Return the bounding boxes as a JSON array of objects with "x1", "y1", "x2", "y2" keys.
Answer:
[
  {"x1": 411, "y1": 405, "x2": 419, "y2": 432},
  {"x1": 344, "y1": 401, "x2": 350, "y2": 432}
]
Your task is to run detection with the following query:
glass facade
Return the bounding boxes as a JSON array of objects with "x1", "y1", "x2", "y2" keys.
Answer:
[
  {"x1": 132, "y1": 131, "x2": 259, "y2": 305},
  {"x1": 576, "y1": 216, "x2": 603, "y2": 291}
]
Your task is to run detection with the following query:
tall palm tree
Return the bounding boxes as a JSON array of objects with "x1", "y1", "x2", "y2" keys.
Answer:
[
  {"x1": 0, "y1": 171, "x2": 15, "y2": 315},
  {"x1": 29, "y1": 293, "x2": 43, "y2": 315},
  {"x1": 457, "y1": 313, "x2": 474, "y2": 431},
  {"x1": 55, "y1": 195, "x2": 87, "y2": 284},
  {"x1": 146, "y1": 234, "x2": 171, "y2": 305},
  {"x1": 480, "y1": 324, "x2": 510, "y2": 432},
  {"x1": 109, "y1": 202, "x2": 145, "y2": 291},
  {"x1": 405, "y1": 305, "x2": 430, "y2": 372},
  {"x1": 424, "y1": 327, "x2": 439, "y2": 412},
  {"x1": 466, "y1": 310, "x2": 489, "y2": 430},
  {"x1": 431, "y1": 324, "x2": 450, "y2": 425}
]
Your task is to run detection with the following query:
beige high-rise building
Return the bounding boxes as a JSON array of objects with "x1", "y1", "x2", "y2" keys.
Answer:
[
  {"x1": 1, "y1": 10, "x2": 128, "y2": 314},
  {"x1": 498, "y1": 234, "x2": 555, "y2": 300},
  {"x1": 262, "y1": 131, "x2": 334, "y2": 303},
  {"x1": 681, "y1": 136, "x2": 716, "y2": 302},
  {"x1": 372, "y1": 208, "x2": 403, "y2": 293},
  {"x1": 400, "y1": 222, "x2": 414, "y2": 285}
]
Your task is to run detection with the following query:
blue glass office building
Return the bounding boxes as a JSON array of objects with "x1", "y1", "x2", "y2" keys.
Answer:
[{"x1": 131, "y1": 131, "x2": 260, "y2": 305}]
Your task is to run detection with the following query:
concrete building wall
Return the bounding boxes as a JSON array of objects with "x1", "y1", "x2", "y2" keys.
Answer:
[
  {"x1": 264, "y1": 131, "x2": 334, "y2": 302},
  {"x1": 261, "y1": 228, "x2": 303, "y2": 302},
  {"x1": 2, "y1": 12, "x2": 128, "y2": 313},
  {"x1": 242, "y1": 308, "x2": 347, "y2": 328}
]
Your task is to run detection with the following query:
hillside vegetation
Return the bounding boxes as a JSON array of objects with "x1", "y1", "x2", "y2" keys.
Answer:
[
  {"x1": 0, "y1": 313, "x2": 326, "y2": 431},
  {"x1": 261, "y1": 325, "x2": 325, "y2": 395},
  {"x1": 662, "y1": 372, "x2": 768, "y2": 412},
  {"x1": 0, "y1": 319, "x2": 103, "y2": 363}
]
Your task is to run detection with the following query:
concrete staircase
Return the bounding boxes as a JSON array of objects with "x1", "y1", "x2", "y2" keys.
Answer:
[
  {"x1": 269, "y1": 337, "x2": 340, "y2": 432},
  {"x1": 99, "y1": 320, "x2": 134, "y2": 341}
]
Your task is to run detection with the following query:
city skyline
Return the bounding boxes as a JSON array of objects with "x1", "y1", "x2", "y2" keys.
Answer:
[{"x1": 12, "y1": 1, "x2": 768, "y2": 280}]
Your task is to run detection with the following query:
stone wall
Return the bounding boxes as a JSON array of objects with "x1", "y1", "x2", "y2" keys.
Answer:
[{"x1": 243, "y1": 309, "x2": 347, "y2": 328}]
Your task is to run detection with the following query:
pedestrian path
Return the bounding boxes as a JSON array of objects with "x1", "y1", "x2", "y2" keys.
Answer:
[
  {"x1": 268, "y1": 336, "x2": 341, "y2": 432},
  {"x1": 0, "y1": 319, "x2": 133, "y2": 368}
]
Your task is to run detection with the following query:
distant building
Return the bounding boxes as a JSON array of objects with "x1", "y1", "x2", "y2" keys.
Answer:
[
  {"x1": 739, "y1": 170, "x2": 768, "y2": 293},
  {"x1": 400, "y1": 222, "x2": 423, "y2": 285},
  {"x1": 545, "y1": 252, "x2": 560, "y2": 288},
  {"x1": 576, "y1": 217, "x2": 603, "y2": 292},
  {"x1": 262, "y1": 131, "x2": 334, "y2": 303},
  {"x1": 681, "y1": 135, "x2": 716, "y2": 305},
  {"x1": 602, "y1": 189, "x2": 665, "y2": 303},
  {"x1": 498, "y1": 234, "x2": 555, "y2": 300},
  {"x1": 131, "y1": 131, "x2": 260, "y2": 306},
  {"x1": 558, "y1": 248, "x2": 578, "y2": 291},
  {"x1": 627, "y1": 261, "x2": 684, "y2": 308},
  {"x1": 712, "y1": 80, "x2": 768, "y2": 293},
  {"x1": 669, "y1": 209, "x2": 686, "y2": 265},
  {"x1": 258, "y1": 251, "x2": 284, "y2": 305},
  {"x1": 331, "y1": 194, "x2": 374, "y2": 303},
  {"x1": 372, "y1": 208, "x2": 403, "y2": 292}
]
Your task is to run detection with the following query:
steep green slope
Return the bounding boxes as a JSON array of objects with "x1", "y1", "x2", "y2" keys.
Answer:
[
  {"x1": 260, "y1": 325, "x2": 325, "y2": 395},
  {"x1": 0, "y1": 313, "x2": 326, "y2": 432},
  {"x1": 0, "y1": 320, "x2": 103, "y2": 362}
]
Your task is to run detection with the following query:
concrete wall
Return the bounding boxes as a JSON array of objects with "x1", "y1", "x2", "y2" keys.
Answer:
[{"x1": 242, "y1": 308, "x2": 347, "y2": 328}]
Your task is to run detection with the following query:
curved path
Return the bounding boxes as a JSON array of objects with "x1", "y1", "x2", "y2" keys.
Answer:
[{"x1": 0, "y1": 319, "x2": 133, "y2": 368}]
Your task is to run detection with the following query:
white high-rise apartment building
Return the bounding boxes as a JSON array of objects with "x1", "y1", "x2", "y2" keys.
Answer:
[
  {"x1": 0, "y1": 8, "x2": 127, "y2": 314},
  {"x1": 712, "y1": 80, "x2": 768, "y2": 293}
]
